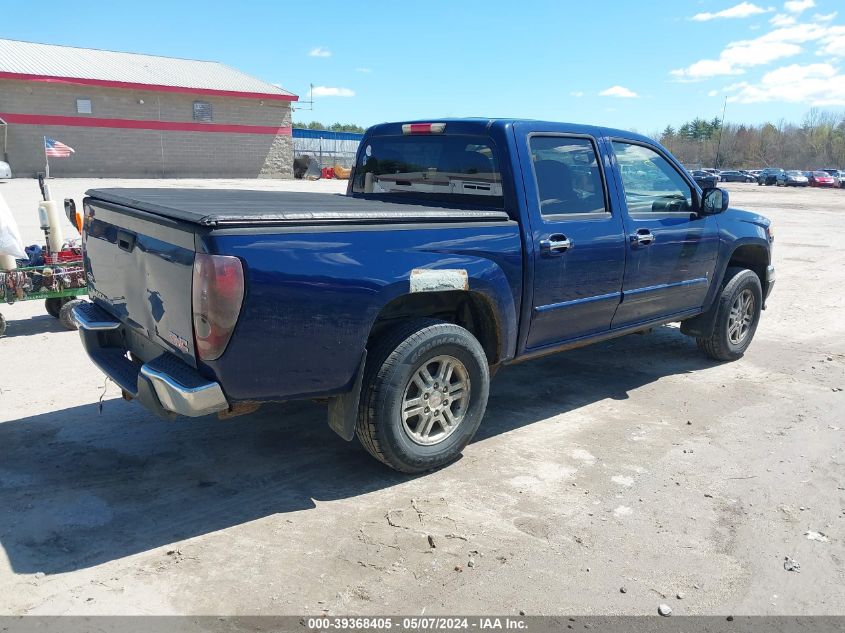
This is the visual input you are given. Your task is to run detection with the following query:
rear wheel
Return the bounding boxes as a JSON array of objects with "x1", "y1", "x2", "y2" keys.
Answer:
[
  {"x1": 357, "y1": 318, "x2": 490, "y2": 473},
  {"x1": 696, "y1": 267, "x2": 762, "y2": 361},
  {"x1": 59, "y1": 299, "x2": 85, "y2": 330},
  {"x1": 45, "y1": 297, "x2": 65, "y2": 318}
]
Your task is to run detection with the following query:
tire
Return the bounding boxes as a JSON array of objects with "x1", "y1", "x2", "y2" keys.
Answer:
[
  {"x1": 59, "y1": 299, "x2": 85, "y2": 330},
  {"x1": 696, "y1": 267, "x2": 762, "y2": 362},
  {"x1": 45, "y1": 297, "x2": 64, "y2": 318},
  {"x1": 357, "y1": 318, "x2": 490, "y2": 473}
]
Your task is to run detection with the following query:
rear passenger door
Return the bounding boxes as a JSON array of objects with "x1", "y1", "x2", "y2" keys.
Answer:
[
  {"x1": 608, "y1": 139, "x2": 719, "y2": 327},
  {"x1": 514, "y1": 124, "x2": 627, "y2": 350}
]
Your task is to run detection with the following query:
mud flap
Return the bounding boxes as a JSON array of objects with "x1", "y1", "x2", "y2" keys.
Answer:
[
  {"x1": 680, "y1": 305, "x2": 718, "y2": 338},
  {"x1": 327, "y1": 351, "x2": 367, "y2": 441}
]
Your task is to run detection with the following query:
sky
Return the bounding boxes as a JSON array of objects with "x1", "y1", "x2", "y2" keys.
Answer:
[{"x1": 2, "y1": 0, "x2": 844, "y2": 132}]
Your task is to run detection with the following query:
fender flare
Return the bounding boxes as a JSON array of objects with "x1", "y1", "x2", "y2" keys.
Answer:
[
  {"x1": 680, "y1": 239, "x2": 769, "y2": 338},
  {"x1": 326, "y1": 262, "x2": 518, "y2": 441}
]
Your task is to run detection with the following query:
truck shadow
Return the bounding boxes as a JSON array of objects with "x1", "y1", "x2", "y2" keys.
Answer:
[
  {"x1": 0, "y1": 326, "x2": 716, "y2": 574},
  {"x1": 0, "y1": 314, "x2": 67, "y2": 338}
]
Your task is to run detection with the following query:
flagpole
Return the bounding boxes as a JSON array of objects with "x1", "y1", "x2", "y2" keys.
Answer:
[{"x1": 43, "y1": 136, "x2": 50, "y2": 179}]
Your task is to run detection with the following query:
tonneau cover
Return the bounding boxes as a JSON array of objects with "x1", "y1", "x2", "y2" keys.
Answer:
[{"x1": 85, "y1": 188, "x2": 510, "y2": 227}]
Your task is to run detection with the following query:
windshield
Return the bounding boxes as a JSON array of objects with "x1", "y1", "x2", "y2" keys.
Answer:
[{"x1": 351, "y1": 134, "x2": 504, "y2": 208}]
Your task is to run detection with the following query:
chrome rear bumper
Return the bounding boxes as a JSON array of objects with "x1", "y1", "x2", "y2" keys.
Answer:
[{"x1": 73, "y1": 302, "x2": 229, "y2": 418}]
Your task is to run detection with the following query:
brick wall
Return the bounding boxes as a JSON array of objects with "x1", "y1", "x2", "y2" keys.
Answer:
[{"x1": 0, "y1": 79, "x2": 293, "y2": 178}]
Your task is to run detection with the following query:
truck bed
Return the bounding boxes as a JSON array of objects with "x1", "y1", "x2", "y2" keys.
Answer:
[{"x1": 85, "y1": 189, "x2": 510, "y2": 228}]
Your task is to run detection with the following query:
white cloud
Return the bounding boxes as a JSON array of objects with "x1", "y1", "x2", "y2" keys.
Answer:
[
  {"x1": 692, "y1": 2, "x2": 770, "y2": 21},
  {"x1": 727, "y1": 62, "x2": 845, "y2": 104},
  {"x1": 819, "y1": 31, "x2": 845, "y2": 56},
  {"x1": 670, "y1": 21, "x2": 845, "y2": 79},
  {"x1": 355, "y1": 67, "x2": 372, "y2": 73},
  {"x1": 784, "y1": 0, "x2": 814, "y2": 14},
  {"x1": 308, "y1": 47, "x2": 332, "y2": 57},
  {"x1": 599, "y1": 85, "x2": 639, "y2": 98},
  {"x1": 814, "y1": 12, "x2": 837, "y2": 22},
  {"x1": 672, "y1": 59, "x2": 746, "y2": 80},
  {"x1": 770, "y1": 13, "x2": 796, "y2": 25},
  {"x1": 723, "y1": 39, "x2": 803, "y2": 64},
  {"x1": 570, "y1": 90, "x2": 585, "y2": 97},
  {"x1": 311, "y1": 86, "x2": 355, "y2": 97}
]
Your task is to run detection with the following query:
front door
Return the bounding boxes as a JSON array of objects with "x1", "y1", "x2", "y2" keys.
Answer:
[
  {"x1": 608, "y1": 140, "x2": 720, "y2": 328},
  {"x1": 516, "y1": 128, "x2": 627, "y2": 350}
]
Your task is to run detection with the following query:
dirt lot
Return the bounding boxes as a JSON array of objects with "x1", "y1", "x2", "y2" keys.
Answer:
[{"x1": 0, "y1": 178, "x2": 843, "y2": 616}]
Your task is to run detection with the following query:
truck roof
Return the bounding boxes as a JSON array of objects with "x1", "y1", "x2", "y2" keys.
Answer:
[
  {"x1": 84, "y1": 188, "x2": 511, "y2": 228},
  {"x1": 364, "y1": 118, "x2": 654, "y2": 145}
]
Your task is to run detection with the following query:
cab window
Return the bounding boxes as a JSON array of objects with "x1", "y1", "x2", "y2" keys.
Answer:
[
  {"x1": 529, "y1": 136, "x2": 607, "y2": 216},
  {"x1": 612, "y1": 142, "x2": 694, "y2": 213},
  {"x1": 352, "y1": 135, "x2": 503, "y2": 208}
]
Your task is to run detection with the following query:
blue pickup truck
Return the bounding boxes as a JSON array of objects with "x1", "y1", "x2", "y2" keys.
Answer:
[{"x1": 73, "y1": 118, "x2": 775, "y2": 472}]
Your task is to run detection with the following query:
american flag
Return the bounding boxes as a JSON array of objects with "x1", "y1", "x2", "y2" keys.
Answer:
[{"x1": 45, "y1": 138, "x2": 75, "y2": 158}]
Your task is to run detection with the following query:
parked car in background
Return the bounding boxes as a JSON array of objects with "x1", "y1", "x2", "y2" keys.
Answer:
[
  {"x1": 808, "y1": 171, "x2": 836, "y2": 187},
  {"x1": 776, "y1": 170, "x2": 809, "y2": 187},
  {"x1": 691, "y1": 169, "x2": 718, "y2": 188},
  {"x1": 0, "y1": 161, "x2": 12, "y2": 180},
  {"x1": 720, "y1": 170, "x2": 755, "y2": 183},
  {"x1": 819, "y1": 169, "x2": 844, "y2": 188},
  {"x1": 746, "y1": 170, "x2": 762, "y2": 179},
  {"x1": 71, "y1": 117, "x2": 775, "y2": 472},
  {"x1": 758, "y1": 168, "x2": 784, "y2": 186}
]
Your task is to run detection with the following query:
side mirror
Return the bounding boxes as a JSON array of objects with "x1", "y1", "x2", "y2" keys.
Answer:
[{"x1": 701, "y1": 187, "x2": 729, "y2": 214}]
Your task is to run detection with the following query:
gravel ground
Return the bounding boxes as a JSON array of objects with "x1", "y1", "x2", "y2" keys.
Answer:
[{"x1": 0, "y1": 178, "x2": 843, "y2": 616}]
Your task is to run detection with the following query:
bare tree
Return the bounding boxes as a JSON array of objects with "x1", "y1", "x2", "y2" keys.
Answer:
[{"x1": 659, "y1": 110, "x2": 845, "y2": 169}]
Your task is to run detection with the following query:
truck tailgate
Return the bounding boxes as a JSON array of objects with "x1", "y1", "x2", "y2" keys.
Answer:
[{"x1": 83, "y1": 197, "x2": 197, "y2": 367}]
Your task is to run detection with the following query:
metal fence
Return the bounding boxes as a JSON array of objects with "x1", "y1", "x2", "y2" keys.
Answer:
[{"x1": 292, "y1": 128, "x2": 363, "y2": 169}]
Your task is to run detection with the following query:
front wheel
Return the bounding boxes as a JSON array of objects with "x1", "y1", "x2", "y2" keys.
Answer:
[
  {"x1": 696, "y1": 268, "x2": 762, "y2": 361},
  {"x1": 357, "y1": 319, "x2": 490, "y2": 473}
]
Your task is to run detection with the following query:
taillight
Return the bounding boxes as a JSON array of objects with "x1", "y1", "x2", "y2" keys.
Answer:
[
  {"x1": 402, "y1": 123, "x2": 446, "y2": 135},
  {"x1": 192, "y1": 253, "x2": 244, "y2": 361}
]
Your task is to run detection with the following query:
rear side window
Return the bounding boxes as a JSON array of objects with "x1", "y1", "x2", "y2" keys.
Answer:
[
  {"x1": 612, "y1": 141, "x2": 693, "y2": 213},
  {"x1": 529, "y1": 136, "x2": 607, "y2": 215},
  {"x1": 352, "y1": 135, "x2": 503, "y2": 208}
]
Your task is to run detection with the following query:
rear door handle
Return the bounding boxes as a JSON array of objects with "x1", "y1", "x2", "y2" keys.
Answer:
[
  {"x1": 539, "y1": 234, "x2": 573, "y2": 255},
  {"x1": 630, "y1": 229, "x2": 655, "y2": 247}
]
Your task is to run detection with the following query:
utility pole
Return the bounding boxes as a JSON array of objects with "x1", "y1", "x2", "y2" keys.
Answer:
[{"x1": 715, "y1": 97, "x2": 727, "y2": 169}]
